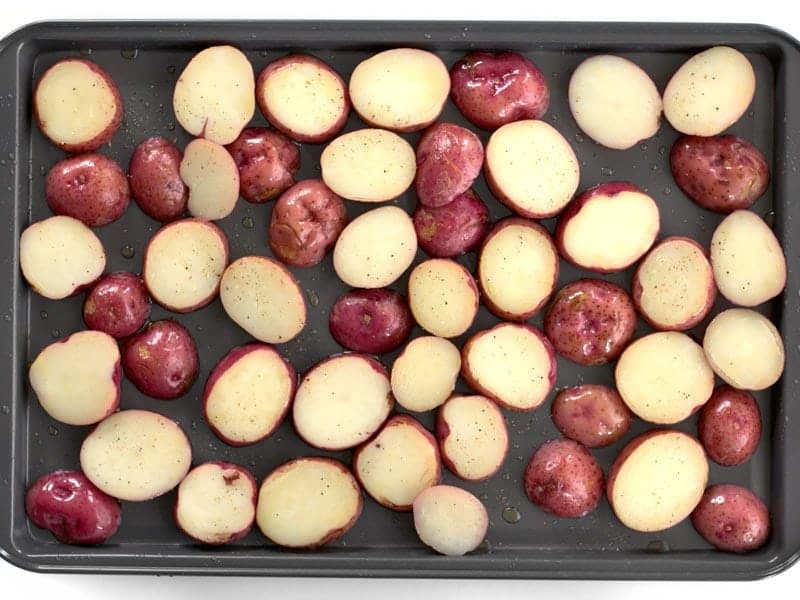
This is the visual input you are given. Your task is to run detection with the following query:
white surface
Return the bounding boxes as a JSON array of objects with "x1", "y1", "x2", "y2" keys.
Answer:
[{"x1": 3, "y1": 0, "x2": 798, "y2": 597}]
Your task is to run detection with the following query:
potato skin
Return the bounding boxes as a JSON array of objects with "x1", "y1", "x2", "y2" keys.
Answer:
[
  {"x1": 551, "y1": 385, "x2": 632, "y2": 449},
  {"x1": 46, "y1": 153, "x2": 130, "y2": 227},
  {"x1": 83, "y1": 272, "x2": 151, "y2": 339},
  {"x1": 269, "y1": 179, "x2": 347, "y2": 268},
  {"x1": 523, "y1": 439, "x2": 603, "y2": 518},
  {"x1": 698, "y1": 386, "x2": 761, "y2": 466},
  {"x1": 129, "y1": 137, "x2": 188, "y2": 222},
  {"x1": 544, "y1": 279, "x2": 636, "y2": 366},
  {"x1": 226, "y1": 127, "x2": 300, "y2": 203},
  {"x1": 691, "y1": 484, "x2": 770, "y2": 553},
  {"x1": 450, "y1": 52, "x2": 550, "y2": 131},
  {"x1": 329, "y1": 288, "x2": 412, "y2": 354},
  {"x1": 413, "y1": 190, "x2": 489, "y2": 258},
  {"x1": 670, "y1": 135, "x2": 769, "y2": 213},
  {"x1": 415, "y1": 122, "x2": 484, "y2": 208}
]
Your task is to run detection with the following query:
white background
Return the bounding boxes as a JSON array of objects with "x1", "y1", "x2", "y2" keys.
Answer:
[{"x1": 3, "y1": 1, "x2": 798, "y2": 597}]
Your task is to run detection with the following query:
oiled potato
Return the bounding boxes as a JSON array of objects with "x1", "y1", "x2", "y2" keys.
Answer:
[
  {"x1": 129, "y1": 137, "x2": 188, "y2": 222},
  {"x1": 698, "y1": 386, "x2": 761, "y2": 466},
  {"x1": 329, "y1": 288, "x2": 412, "y2": 354},
  {"x1": 226, "y1": 128, "x2": 300, "y2": 204},
  {"x1": 551, "y1": 385, "x2": 632, "y2": 449},
  {"x1": 413, "y1": 190, "x2": 489, "y2": 258},
  {"x1": 691, "y1": 484, "x2": 770, "y2": 553},
  {"x1": 408, "y1": 259, "x2": 479, "y2": 338}
]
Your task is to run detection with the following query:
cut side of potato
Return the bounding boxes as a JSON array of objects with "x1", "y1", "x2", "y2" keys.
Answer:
[
  {"x1": 293, "y1": 354, "x2": 393, "y2": 450},
  {"x1": 703, "y1": 308, "x2": 785, "y2": 391},
  {"x1": 143, "y1": 218, "x2": 229, "y2": 313},
  {"x1": 408, "y1": 259, "x2": 479, "y2": 338},
  {"x1": 80, "y1": 409, "x2": 192, "y2": 502},
  {"x1": 180, "y1": 138, "x2": 240, "y2": 220},
  {"x1": 484, "y1": 120, "x2": 580, "y2": 218},
  {"x1": 353, "y1": 415, "x2": 441, "y2": 511},
  {"x1": 349, "y1": 48, "x2": 450, "y2": 132},
  {"x1": 256, "y1": 457, "x2": 362, "y2": 548},
  {"x1": 20, "y1": 216, "x2": 106, "y2": 300},
  {"x1": 478, "y1": 218, "x2": 559, "y2": 320},
  {"x1": 413, "y1": 485, "x2": 488, "y2": 556},
  {"x1": 607, "y1": 430, "x2": 708, "y2": 532},
  {"x1": 173, "y1": 45, "x2": 255, "y2": 145},
  {"x1": 391, "y1": 336, "x2": 461, "y2": 412},
  {"x1": 321, "y1": 129, "x2": 416, "y2": 202},
  {"x1": 615, "y1": 332, "x2": 715, "y2": 424},
  {"x1": 219, "y1": 256, "x2": 306, "y2": 344}
]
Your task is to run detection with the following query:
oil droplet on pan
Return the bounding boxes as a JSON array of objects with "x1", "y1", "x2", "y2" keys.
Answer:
[
  {"x1": 121, "y1": 245, "x2": 135, "y2": 259},
  {"x1": 241, "y1": 216, "x2": 254, "y2": 229},
  {"x1": 502, "y1": 507, "x2": 521, "y2": 524},
  {"x1": 39, "y1": 310, "x2": 48, "y2": 319},
  {"x1": 121, "y1": 48, "x2": 139, "y2": 60}
]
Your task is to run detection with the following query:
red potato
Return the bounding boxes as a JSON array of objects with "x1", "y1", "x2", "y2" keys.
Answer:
[
  {"x1": 691, "y1": 484, "x2": 770, "y2": 553},
  {"x1": 670, "y1": 135, "x2": 770, "y2": 213},
  {"x1": 203, "y1": 344, "x2": 296, "y2": 446},
  {"x1": 20, "y1": 216, "x2": 106, "y2": 300},
  {"x1": 461, "y1": 323, "x2": 557, "y2": 411},
  {"x1": 33, "y1": 58, "x2": 122, "y2": 153},
  {"x1": 414, "y1": 122, "x2": 484, "y2": 208},
  {"x1": 450, "y1": 52, "x2": 549, "y2": 131},
  {"x1": 292, "y1": 354, "x2": 393, "y2": 450},
  {"x1": 615, "y1": 332, "x2": 714, "y2": 425},
  {"x1": 121, "y1": 320, "x2": 199, "y2": 400},
  {"x1": 173, "y1": 45, "x2": 255, "y2": 145},
  {"x1": 544, "y1": 278, "x2": 636, "y2": 366},
  {"x1": 29, "y1": 331, "x2": 120, "y2": 426},
  {"x1": 219, "y1": 256, "x2": 307, "y2": 344},
  {"x1": 129, "y1": 137, "x2": 188, "y2": 222},
  {"x1": 555, "y1": 182, "x2": 660, "y2": 273},
  {"x1": 80, "y1": 409, "x2": 192, "y2": 502},
  {"x1": 632, "y1": 236, "x2": 716, "y2": 331},
  {"x1": 413, "y1": 189, "x2": 489, "y2": 258},
  {"x1": 484, "y1": 120, "x2": 579, "y2": 218},
  {"x1": 26, "y1": 470, "x2": 121, "y2": 545},
  {"x1": 413, "y1": 485, "x2": 488, "y2": 557},
  {"x1": 408, "y1": 259, "x2": 479, "y2": 338},
  {"x1": 46, "y1": 153, "x2": 130, "y2": 227},
  {"x1": 551, "y1": 385, "x2": 632, "y2": 449},
  {"x1": 608, "y1": 430, "x2": 708, "y2": 532},
  {"x1": 180, "y1": 138, "x2": 239, "y2": 220},
  {"x1": 391, "y1": 336, "x2": 461, "y2": 412},
  {"x1": 523, "y1": 439, "x2": 603, "y2": 518},
  {"x1": 353, "y1": 415, "x2": 441, "y2": 511},
  {"x1": 329, "y1": 288, "x2": 412, "y2": 354},
  {"x1": 142, "y1": 218, "x2": 229, "y2": 313},
  {"x1": 256, "y1": 458, "x2": 362, "y2": 549},
  {"x1": 83, "y1": 272, "x2": 151, "y2": 339},
  {"x1": 437, "y1": 395, "x2": 509, "y2": 481},
  {"x1": 226, "y1": 127, "x2": 300, "y2": 203},
  {"x1": 698, "y1": 386, "x2": 762, "y2": 466},
  {"x1": 478, "y1": 218, "x2": 559, "y2": 321},
  {"x1": 269, "y1": 179, "x2": 347, "y2": 268},
  {"x1": 349, "y1": 48, "x2": 449, "y2": 132},
  {"x1": 174, "y1": 462, "x2": 257, "y2": 545},
  {"x1": 256, "y1": 54, "x2": 349, "y2": 143}
]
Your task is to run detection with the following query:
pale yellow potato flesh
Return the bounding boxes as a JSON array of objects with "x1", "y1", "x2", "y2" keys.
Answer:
[{"x1": 391, "y1": 336, "x2": 461, "y2": 412}]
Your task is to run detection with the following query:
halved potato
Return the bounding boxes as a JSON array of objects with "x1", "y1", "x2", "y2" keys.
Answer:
[
  {"x1": 391, "y1": 336, "x2": 461, "y2": 412},
  {"x1": 180, "y1": 138, "x2": 240, "y2": 220},
  {"x1": 413, "y1": 485, "x2": 488, "y2": 556},
  {"x1": 408, "y1": 259, "x2": 479, "y2": 338}
]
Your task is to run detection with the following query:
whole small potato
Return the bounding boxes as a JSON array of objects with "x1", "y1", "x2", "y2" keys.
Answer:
[
  {"x1": 450, "y1": 52, "x2": 549, "y2": 131},
  {"x1": 329, "y1": 288, "x2": 412, "y2": 354},
  {"x1": 269, "y1": 179, "x2": 347, "y2": 268},
  {"x1": 544, "y1": 279, "x2": 636, "y2": 366},
  {"x1": 698, "y1": 386, "x2": 761, "y2": 466},
  {"x1": 691, "y1": 484, "x2": 770, "y2": 553},
  {"x1": 670, "y1": 135, "x2": 769, "y2": 213},
  {"x1": 226, "y1": 127, "x2": 300, "y2": 203},
  {"x1": 415, "y1": 122, "x2": 484, "y2": 208},
  {"x1": 523, "y1": 438, "x2": 603, "y2": 518},
  {"x1": 129, "y1": 137, "x2": 188, "y2": 222},
  {"x1": 413, "y1": 190, "x2": 489, "y2": 258},
  {"x1": 83, "y1": 271, "x2": 151, "y2": 339},
  {"x1": 46, "y1": 153, "x2": 130, "y2": 227},
  {"x1": 551, "y1": 385, "x2": 632, "y2": 449}
]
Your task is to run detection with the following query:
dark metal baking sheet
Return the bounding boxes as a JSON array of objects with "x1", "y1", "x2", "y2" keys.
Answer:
[{"x1": 1, "y1": 20, "x2": 799, "y2": 579}]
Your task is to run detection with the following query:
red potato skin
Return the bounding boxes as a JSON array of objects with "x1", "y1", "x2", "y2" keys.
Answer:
[
  {"x1": 202, "y1": 343, "x2": 297, "y2": 447},
  {"x1": 256, "y1": 54, "x2": 350, "y2": 144},
  {"x1": 523, "y1": 439, "x2": 604, "y2": 518},
  {"x1": 413, "y1": 189, "x2": 489, "y2": 258},
  {"x1": 544, "y1": 279, "x2": 636, "y2": 366},
  {"x1": 46, "y1": 153, "x2": 130, "y2": 227},
  {"x1": 691, "y1": 484, "x2": 770, "y2": 553},
  {"x1": 698, "y1": 386, "x2": 762, "y2": 466},
  {"x1": 329, "y1": 288, "x2": 413, "y2": 354},
  {"x1": 450, "y1": 52, "x2": 550, "y2": 131},
  {"x1": 129, "y1": 137, "x2": 189, "y2": 222},
  {"x1": 83, "y1": 272, "x2": 151, "y2": 339},
  {"x1": 670, "y1": 135, "x2": 770, "y2": 213},
  {"x1": 551, "y1": 385, "x2": 632, "y2": 449},
  {"x1": 33, "y1": 58, "x2": 123, "y2": 153},
  {"x1": 25, "y1": 470, "x2": 121, "y2": 545},
  {"x1": 269, "y1": 179, "x2": 347, "y2": 268},
  {"x1": 414, "y1": 122, "x2": 484, "y2": 208},
  {"x1": 226, "y1": 127, "x2": 300, "y2": 203},
  {"x1": 121, "y1": 319, "x2": 199, "y2": 400}
]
